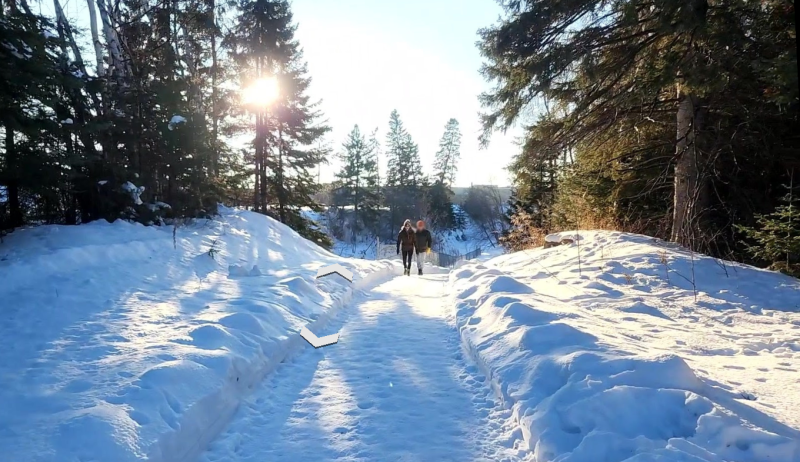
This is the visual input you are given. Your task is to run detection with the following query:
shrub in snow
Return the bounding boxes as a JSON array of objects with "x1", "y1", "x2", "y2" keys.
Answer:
[{"x1": 737, "y1": 183, "x2": 800, "y2": 277}]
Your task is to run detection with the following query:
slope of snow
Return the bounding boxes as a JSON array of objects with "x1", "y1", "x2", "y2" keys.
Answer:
[
  {"x1": 300, "y1": 205, "x2": 494, "y2": 259},
  {"x1": 0, "y1": 207, "x2": 394, "y2": 462},
  {"x1": 449, "y1": 231, "x2": 800, "y2": 462},
  {"x1": 201, "y1": 274, "x2": 530, "y2": 462}
]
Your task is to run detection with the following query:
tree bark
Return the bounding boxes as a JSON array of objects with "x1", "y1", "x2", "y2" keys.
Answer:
[
  {"x1": 671, "y1": 93, "x2": 708, "y2": 247},
  {"x1": 96, "y1": 0, "x2": 126, "y2": 81},
  {"x1": 85, "y1": 0, "x2": 105, "y2": 78},
  {"x1": 5, "y1": 123, "x2": 23, "y2": 227},
  {"x1": 211, "y1": 10, "x2": 220, "y2": 176},
  {"x1": 259, "y1": 113, "x2": 268, "y2": 214},
  {"x1": 276, "y1": 125, "x2": 286, "y2": 223}
]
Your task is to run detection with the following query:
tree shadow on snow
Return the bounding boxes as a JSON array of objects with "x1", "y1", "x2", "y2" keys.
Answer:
[{"x1": 317, "y1": 284, "x2": 487, "y2": 461}]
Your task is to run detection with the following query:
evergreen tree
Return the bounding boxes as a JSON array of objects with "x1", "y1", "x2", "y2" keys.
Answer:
[
  {"x1": 427, "y1": 182, "x2": 455, "y2": 230},
  {"x1": 738, "y1": 181, "x2": 800, "y2": 276},
  {"x1": 335, "y1": 125, "x2": 380, "y2": 241},
  {"x1": 433, "y1": 118, "x2": 461, "y2": 186},
  {"x1": 385, "y1": 110, "x2": 422, "y2": 188},
  {"x1": 367, "y1": 127, "x2": 383, "y2": 203},
  {"x1": 428, "y1": 118, "x2": 461, "y2": 229},
  {"x1": 453, "y1": 205, "x2": 469, "y2": 231},
  {"x1": 229, "y1": 0, "x2": 331, "y2": 247},
  {"x1": 479, "y1": 0, "x2": 798, "y2": 257},
  {"x1": 384, "y1": 109, "x2": 425, "y2": 230}
]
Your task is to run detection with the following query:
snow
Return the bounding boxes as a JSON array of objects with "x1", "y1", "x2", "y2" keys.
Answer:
[
  {"x1": 0, "y1": 207, "x2": 394, "y2": 462},
  {"x1": 3, "y1": 40, "x2": 31, "y2": 59},
  {"x1": 450, "y1": 230, "x2": 800, "y2": 462},
  {"x1": 4, "y1": 214, "x2": 799, "y2": 462},
  {"x1": 122, "y1": 181, "x2": 145, "y2": 205},
  {"x1": 201, "y1": 274, "x2": 529, "y2": 462},
  {"x1": 145, "y1": 201, "x2": 172, "y2": 212},
  {"x1": 42, "y1": 30, "x2": 59, "y2": 39},
  {"x1": 61, "y1": 118, "x2": 73, "y2": 125},
  {"x1": 168, "y1": 115, "x2": 187, "y2": 130}
]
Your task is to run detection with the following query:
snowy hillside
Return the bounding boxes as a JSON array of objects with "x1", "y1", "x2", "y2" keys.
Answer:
[
  {"x1": 301, "y1": 205, "x2": 495, "y2": 260},
  {"x1": 0, "y1": 207, "x2": 394, "y2": 462},
  {"x1": 450, "y1": 231, "x2": 800, "y2": 461}
]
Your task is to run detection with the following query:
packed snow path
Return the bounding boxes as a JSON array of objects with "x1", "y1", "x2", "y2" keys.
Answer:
[{"x1": 201, "y1": 274, "x2": 529, "y2": 462}]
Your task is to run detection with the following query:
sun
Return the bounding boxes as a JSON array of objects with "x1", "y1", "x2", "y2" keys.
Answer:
[{"x1": 242, "y1": 77, "x2": 279, "y2": 107}]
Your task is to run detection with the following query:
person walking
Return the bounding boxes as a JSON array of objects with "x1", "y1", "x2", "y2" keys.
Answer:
[
  {"x1": 396, "y1": 219, "x2": 416, "y2": 276},
  {"x1": 414, "y1": 220, "x2": 432, "y2": 275}
]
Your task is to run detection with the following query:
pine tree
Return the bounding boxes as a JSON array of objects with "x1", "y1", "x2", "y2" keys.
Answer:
[
  {"x1": 384, "y1": 110, "x2": 424, "y2": 230},
  {"x1": 229, "y1": 0, "x2": 331, "y2": 247},
  {"x1": 478, "y1": 0, "x2": 798, "y2": 256},
  {"x1": 367, "y1": 127, "x2": 382, "y2": 197},
  {"x1": 433, "y1": 118, "x2": 461, "y2": 186},
  {"x1": 0, "y1": 6, "x2": 110, "y2": 228},
  {"x1": 738, "y1": 180, "x2": 800, "y2": 276},
  {"x1": 427, "y1": 182, "x2": 455, "y2": 230},
  {"x1": 363, "y1": 129, "x2": 381, "y2": 234},
  {"x1": 336, "y1": 125, "x2": 380, "y2": 242},
  {"x1": 428, "y1": 118, "x2": 461, "y2": 230}
]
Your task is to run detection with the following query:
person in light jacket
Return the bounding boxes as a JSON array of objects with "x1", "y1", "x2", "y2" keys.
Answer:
[
  {"x1": 414, "y1": 220, "x2": 432, "y2": 275},
  {"x1": 396, "y1": 219, "x2": 416, "y2": 276}
]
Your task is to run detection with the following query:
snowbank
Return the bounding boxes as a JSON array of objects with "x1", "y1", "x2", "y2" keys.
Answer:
[
  {"x1": 450, "y1": 230, "x2": 800, "y2": 462},
  {"x1": 0, "y1": 207, "x2": 395, "y2": 462}
]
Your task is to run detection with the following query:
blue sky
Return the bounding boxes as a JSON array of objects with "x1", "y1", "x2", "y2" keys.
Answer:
[{"x1": 290, "y1": 0, "x2": 523, "y2": 186}]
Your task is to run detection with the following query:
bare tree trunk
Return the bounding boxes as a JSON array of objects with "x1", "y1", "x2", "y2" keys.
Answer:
[
  {"x1": 253, "y1": 145, "x2": 260, "y2": 212},
  {"x1": 5, "y1": 123, "x2": 23, "y2": 227},
  {"x1": 671, "y1": 93, "x2": 708, "y2": 247},
  {"x1": 277, "y1": 126, "x2": 286, "y2": 223},
  {"x1": 96, "y1": 0, "x2": 126, "y2": 81},
  {"x1": 53, "y1": 0, "x2": 103, "y2": 112},
  {"x1": 17, "y1": 0, "x2": 32, "y2": 15},
  {"x1": 210, "y1": 2, "x2": 220, "y2": 176},
  {"x1": 85, "y1": 0, "x2": 104, "y2": 78},
  {"x1": 259, "y1": 113, "x2": 268, "y2": 214}
]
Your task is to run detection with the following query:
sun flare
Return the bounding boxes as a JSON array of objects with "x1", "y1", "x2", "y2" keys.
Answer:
[{"x1": 242, "y1": 77, "x2": 279, "y2": 107}]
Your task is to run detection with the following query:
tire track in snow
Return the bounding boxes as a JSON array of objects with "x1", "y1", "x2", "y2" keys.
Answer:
[{"x1": 201, "y1": 274, "x2": 529, "y2": 462}]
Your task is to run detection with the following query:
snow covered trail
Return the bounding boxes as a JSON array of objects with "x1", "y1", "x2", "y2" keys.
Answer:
[{"x1": 201, "y1": 274, "x2": 530, "y2": 462}]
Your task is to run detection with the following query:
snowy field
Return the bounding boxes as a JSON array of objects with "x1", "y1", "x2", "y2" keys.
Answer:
[
  {"x1": 0, "y1": 207, "x2": 393, "y2": 462},
  {"x1": 450, "y1": 231, "x2": 800, "y2": 461}
]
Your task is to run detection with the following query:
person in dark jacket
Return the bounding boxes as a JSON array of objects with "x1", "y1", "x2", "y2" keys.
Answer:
[
  {"x1": 414, "y1": 220, "x2": 433, "y2": 275},
  {"x1": 396, "y1": 219, "x2": 416, "y2": 276}
]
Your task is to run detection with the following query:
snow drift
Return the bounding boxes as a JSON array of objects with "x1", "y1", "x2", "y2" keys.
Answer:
[
  {"x1": 0, "y1": 207, "x2": 394, "y2": 462},
  {"x1": 450, "y1": 231, "x2": 800, "y2": 462}
]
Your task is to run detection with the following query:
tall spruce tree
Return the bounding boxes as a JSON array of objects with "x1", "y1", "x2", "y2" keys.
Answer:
[
  {"x1": 335, "y1": 125, "x2": 380, "y2": 243},
  {"x1": 384, "y1": 109, "x2": 424, "y2": 230},
  {"x1": 428, "y1": 118, "x2": 461, "y2": 229},
  {"x1": 229, "y1": 0, "x2": 331, "y2": 247},
  {"x1": 433, "y1": 118, "x2": 461, "y2": 186}
]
